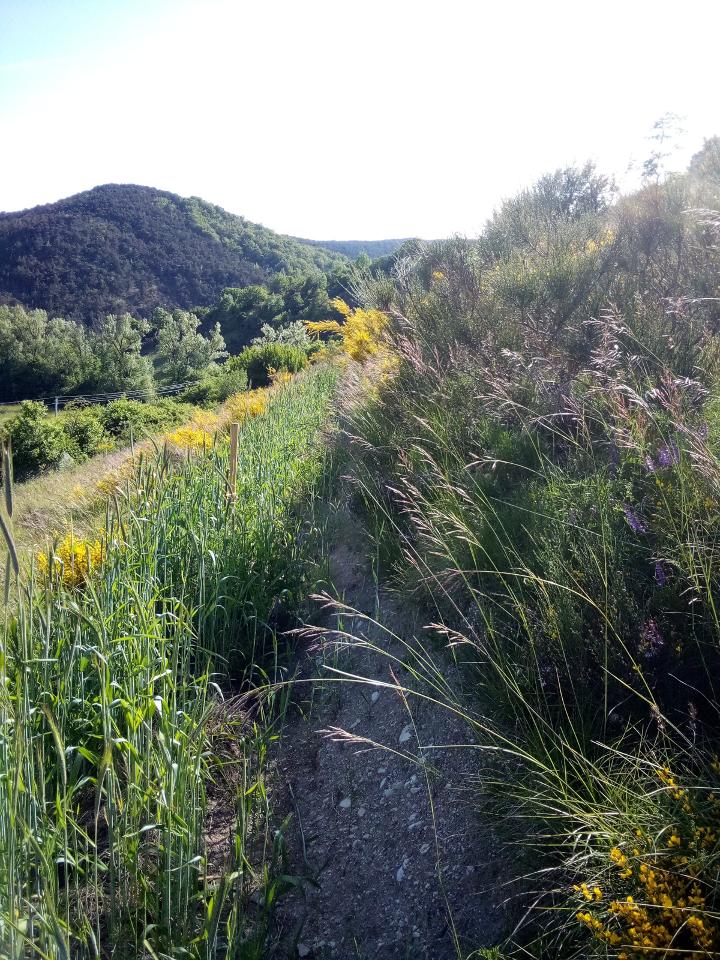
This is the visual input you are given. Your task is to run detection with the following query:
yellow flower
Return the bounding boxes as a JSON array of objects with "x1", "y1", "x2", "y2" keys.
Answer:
[
  {"x1": 37, "y1": 533, "x2": 104, "y2": 588},
  {"x1": 222, "y1": 388, "x2": 269, "y2": 427}
]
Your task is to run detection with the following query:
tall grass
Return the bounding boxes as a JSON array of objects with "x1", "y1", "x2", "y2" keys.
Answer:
[
  {"x1": 339, "y1": 149, "x2": 720, "y2": 957},
  {"x1": 0, "y1": 366, "x2": 337, "y2": 959}
]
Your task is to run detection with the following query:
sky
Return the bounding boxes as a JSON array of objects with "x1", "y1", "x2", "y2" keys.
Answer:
[{"x1": 0, "y1": 0, "x2": 718, "y2": 240}]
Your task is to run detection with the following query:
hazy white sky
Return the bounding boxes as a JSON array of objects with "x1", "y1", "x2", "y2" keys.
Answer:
[{"x1": 0, "y1": 0, "x2": 718, "y2": 239}]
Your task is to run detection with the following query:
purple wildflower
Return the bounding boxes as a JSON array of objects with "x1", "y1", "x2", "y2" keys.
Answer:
[
  {"x1": 657, "y1": 439, "x2": 680, "y2": 468},
  {"x1": 623, "y1": 504, "x2": 648, "y2": 534},
  {"x1": 639, "y1": 619, "x2": 664, "y2": 658},
  {"x1": 654, "y1": 561, "x2": 667, "y2": 587},
  {"x1": 644, "y1": 454, "x2": 657, "y2": 473}
]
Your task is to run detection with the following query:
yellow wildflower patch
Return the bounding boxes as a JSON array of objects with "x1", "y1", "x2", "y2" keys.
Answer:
[
  {"x1": 305, "y1": 319, "x2": 343, "y2": 336},
  {"x1": 165, "y1": 410, "x2": 219, "y2": 451},
  {"x1": 310, "y1": 298, "x2": 388, "y2": 363},
  {"x1": 38, "y1": 533, "x2": 104, "y2": 588},
  {"x1": 222, "y1": 388, "x2": 270, "y2": 427}
]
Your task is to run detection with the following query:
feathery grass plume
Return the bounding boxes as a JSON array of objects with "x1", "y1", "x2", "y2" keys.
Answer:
[{"x1": 337, "y1": 147, "x2": 720, "y2": 956}]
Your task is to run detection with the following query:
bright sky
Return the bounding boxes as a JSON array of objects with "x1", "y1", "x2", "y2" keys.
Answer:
[{"x1": 0, "y1": 0, "x2": 718, "y2": 239}]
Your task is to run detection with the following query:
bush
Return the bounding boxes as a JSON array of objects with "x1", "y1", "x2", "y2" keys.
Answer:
[
  {"x1": 180, "y1": 366, "x2": 249, "y2": 406},
  {"x1": 228, "y1": 343, "x2": 308, "y2": 388},
  {"x1": 61, "y1": 405, "x2": 111, "y2": 461},
  {"x1": 100, "y1": 397, "x2": 192, "y2": 442},
  {"x1": 5, "y1": 401, "x2": 66, "y2": 478}
]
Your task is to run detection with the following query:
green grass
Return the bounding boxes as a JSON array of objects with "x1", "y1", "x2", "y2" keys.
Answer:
[{"x1": 0, "y1": 365, "x2": 337, "y2": 959}]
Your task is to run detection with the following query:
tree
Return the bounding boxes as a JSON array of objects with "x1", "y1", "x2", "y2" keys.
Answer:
[
  {"x1": 0, "y1": 305, "x2": 99, "y2": 401},
  {"x1": 153, "y1": 308, "x2": 227, "y2": 384},
  {"x1": 91, "y1": 313, "x2": 154, "y2": 393}
]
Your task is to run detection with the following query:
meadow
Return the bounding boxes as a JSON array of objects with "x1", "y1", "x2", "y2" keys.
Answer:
[
  {"x1": 337, "y1": 139, "x2": 720, "y2": 957},
  {"x1": 0, "y1": 367, "x2": 337, "y2": 959}
]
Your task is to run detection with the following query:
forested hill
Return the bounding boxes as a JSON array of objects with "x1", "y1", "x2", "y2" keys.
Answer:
[
  {"x1": 0, "y1": 184, "x2": 352, "y2": 322},
  {"x1": 296, "y1": 237, "x2": 409, "y2": 259}
]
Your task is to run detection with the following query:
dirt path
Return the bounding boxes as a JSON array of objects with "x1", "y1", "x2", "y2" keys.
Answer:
[{"x1": 267, "y1": 513, "x2": 510, "y2": 959}]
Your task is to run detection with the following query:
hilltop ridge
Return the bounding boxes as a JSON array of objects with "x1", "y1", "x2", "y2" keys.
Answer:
[{"x1": 0, "y1": 184, "x2": 400, "y2": 322}]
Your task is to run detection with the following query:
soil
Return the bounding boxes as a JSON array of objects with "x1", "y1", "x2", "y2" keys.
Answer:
[{"x1": 264, "y1": 511, "x2": 512, "y2": 960}]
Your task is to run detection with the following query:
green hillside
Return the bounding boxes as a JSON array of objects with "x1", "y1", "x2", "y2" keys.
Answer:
[
  {"x1": 0, "y1": 184, "x2": 350, "y2": 322},
  {"x1": 296, "y1": 236, "x2": 409, "y2": 259}
]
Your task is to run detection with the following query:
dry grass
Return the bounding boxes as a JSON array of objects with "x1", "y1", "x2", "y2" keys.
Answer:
[{"x1": 10, "y1": 441, "x2": 147, "y2": 561}]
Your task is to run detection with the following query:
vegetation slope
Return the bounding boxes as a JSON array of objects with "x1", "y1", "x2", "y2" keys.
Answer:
[{"x1": 0, "y1": 184, "x2": 350, "y2": 321}]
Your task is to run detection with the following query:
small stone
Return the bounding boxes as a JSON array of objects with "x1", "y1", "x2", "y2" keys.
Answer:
[
  {"x1": 339, "y1": 797, "x2": 351, "y2": 810},
  {"x1": 357, "y1": 807, "x2": 366, "y2": 817},
  {"x1": 420, "y1": 843, "x2": 430, "y2": 854},
  {"x1": 298, "y1": 944, "x2": 311, "y2": 958},
  {"x1": 371, "y1": 691, "x2": 380, "y2": 703},
  {"x1": 396, "y1": 865, "x2": 405, "y2": 881},
  {"x1": 399, "y1": 724, "x2": 413, "y2": 744}
]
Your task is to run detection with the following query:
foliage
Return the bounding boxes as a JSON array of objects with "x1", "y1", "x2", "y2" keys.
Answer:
[
  {"x1": 296, "y1": 237, "x2": 408, "y2": 259},
  {"x1": 307, "y1": 297, "x2": 388, "y2": 361},
  {"x1": 228, "y1": 342, "x2": 308, "y2": 388},
  {"x1": 341, "y1": 143, "x2": 720, "y2": 957},
  {"x1": 4, "y1": 400, "x2": 66, "y2": 476},
  {"x1": 1, "y1": 396, "x2": 198, "y2": 482},
  {"x1": 0, "y1": 303, "x2": 99, "y2": 401},
  {"x1": 0, "y1": 365, "x2": 338, "y2": 958},
  {"x1": 179, "y1": 364, "x2": 249, "y2": 406},
  {"x1": 251, "y1": 318, "x2": 316, "y2": 350},
  {"x1": 60, "y1": 404, "x2": 112, "y2": 460},
  {"x1": 37, "y1": 531, "x2": 105, "y2": 587},
  {"x1": 153, "y1": 307, "x2": 227, "y2": 384},
  {"x1": 0, "y1": 183, "x2": 349, "y2": 322},
  {"x1": 202, "y1": 265, "x2": 354, "y2": 353},
  {"x1": 221, "y1": 387, "x2": 270, "y2": 426},
  {"x1": 92, "y1": 312, "x2": 154, "y2": 393},
  {"x1": 100, "y1": 396, "x2": 192, "y2": 442},
  {"x1": 164, "y1": 408, "x2": 220, "y2": 450}
]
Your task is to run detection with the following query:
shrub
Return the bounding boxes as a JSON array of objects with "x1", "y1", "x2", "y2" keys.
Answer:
[
  {"x1": 37, "y1": 533, "x2": 105, "y2": 588},
  {"x1": 100, "y1": 397, "x2": 192, "y2": 442},
  {"x1": 222, "y1": 388, "x2": 270, "y2": 427},
  {"x1": 61, "y1": 405, "x2": 111, "y2": 460},
  {"x1": 5, "y1": 401, "x2": 66, "y2": 477},
  {"x1": 228, "y1": 343, "x2": 307, "y2": 388},
  {"x1": 181, "y1": 366, "x2": 249, "y2": 406}
]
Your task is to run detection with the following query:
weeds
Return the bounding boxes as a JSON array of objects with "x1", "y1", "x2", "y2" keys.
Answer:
[
  {"x1": 0, "y1": 366, "x2": 337, "y2": 958},
  {"x1": 338, "y1": 145, "x2": 720, "y2": 957}
]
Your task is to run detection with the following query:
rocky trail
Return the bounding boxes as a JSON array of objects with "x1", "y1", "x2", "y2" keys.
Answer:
[{"x1": 262, "y1": 512, "x2": 511, "y2": 960}]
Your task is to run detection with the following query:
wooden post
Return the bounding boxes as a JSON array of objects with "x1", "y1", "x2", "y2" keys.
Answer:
[
  {"x1": 228, "y1": 422, "x2": 239, "y2": 501},
  {"x1": 54, "y1": 397, "x2": 59, "y2": 416}
]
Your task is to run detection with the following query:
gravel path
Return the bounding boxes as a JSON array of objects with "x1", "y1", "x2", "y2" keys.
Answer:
[{"x1": 268, "y1": 519, "x2": 510, "y2": 960}]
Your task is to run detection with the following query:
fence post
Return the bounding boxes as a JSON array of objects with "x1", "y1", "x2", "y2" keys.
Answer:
[
  {"x1": 54, "y1": 397, "x2": 59, "y2": 416},
  {"x1": 228, "y1": 422, "x2": 239, "y2": 502}
]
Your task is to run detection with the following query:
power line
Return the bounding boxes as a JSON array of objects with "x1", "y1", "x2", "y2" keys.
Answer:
[{"x1": 0, "y1": 380, "x2": 202, "y2": 410}]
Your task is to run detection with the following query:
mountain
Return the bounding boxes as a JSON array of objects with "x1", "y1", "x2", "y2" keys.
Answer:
[
  {"x1": 0, "y1": 184, "x2": 350, "y2": 323},
  {"x1": 296, "y1": 238, "x2": 409, "y2": 259}
]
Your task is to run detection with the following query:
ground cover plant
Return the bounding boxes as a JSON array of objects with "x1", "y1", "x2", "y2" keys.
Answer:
[
  {"x1": 337, "y1": 139, "x2": 720, "y2": 957},
  {"x1": 0, "y1": 365, "x2": 337, "y2": 959}
]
